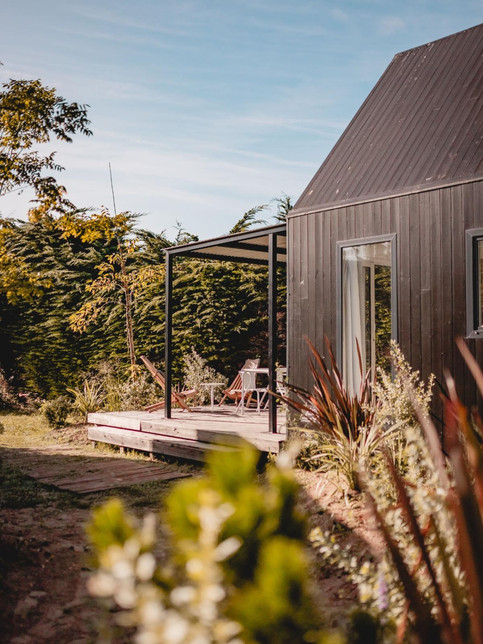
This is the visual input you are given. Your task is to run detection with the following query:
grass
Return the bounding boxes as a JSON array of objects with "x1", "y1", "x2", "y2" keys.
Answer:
[
  {"x1": 0, "y1": 461, "x2": 82, "y2": 509},
  {"x1": 0, "y1": 412, "x2": 58, "y2": 448},
  {"x1": 0, "y1": 411, "x2": 200, "y2": 512}
]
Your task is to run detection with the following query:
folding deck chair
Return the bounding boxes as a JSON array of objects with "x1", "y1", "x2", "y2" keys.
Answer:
[
  {"x1": 218, "y1": 358, "x2": 260, "y2": 407},
  {"x1": 140, "y1": 355, "x2": 197, "y2": 412}
]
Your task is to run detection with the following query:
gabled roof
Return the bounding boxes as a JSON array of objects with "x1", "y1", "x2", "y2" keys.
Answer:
[{"x1": 294, "y1": 24, "x2": 483, "y2": 214}]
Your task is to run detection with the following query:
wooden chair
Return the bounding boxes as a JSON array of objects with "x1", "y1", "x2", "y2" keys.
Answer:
[
  {"x1": 218, "y1": 358, "x2": 260, "y2": 406},
  {"x1": 140, "y1": 355, "x2": 197, "y2": 412}
]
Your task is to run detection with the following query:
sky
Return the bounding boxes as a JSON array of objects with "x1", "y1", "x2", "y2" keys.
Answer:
[{"x1": 1, "y1": 0, "x2": 482, "y2": 240}]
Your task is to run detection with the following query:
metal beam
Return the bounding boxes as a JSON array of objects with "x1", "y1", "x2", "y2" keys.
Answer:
[
  {"x1": 268, "y1": 233, "x2": 278, "y2": 433},
  {"x1": 221, "y1": 241, "x2": 287, "y2": 255},
  {"x1": 164, "y1": 251, "x2": 173, "y2": 418},
  {"x1": 165, "y1": 223, "x2": 286, "y2": 257},
  {"x1": 181, "y1": 251, "x2": 272, "y2": 266}
]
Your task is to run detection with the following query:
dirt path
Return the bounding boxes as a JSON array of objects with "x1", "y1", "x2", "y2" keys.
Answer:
[
  {"x1": 0, "y1": 439, "x2": 191, "y2": 643},
  {"x1": 1, "y1": 505, "x2": 102, "y2": 644}
]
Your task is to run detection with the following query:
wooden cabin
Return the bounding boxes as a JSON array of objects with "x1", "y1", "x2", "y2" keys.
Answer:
[{"x1": 286, "y1": 24, "x2": 483, "y2": 411}]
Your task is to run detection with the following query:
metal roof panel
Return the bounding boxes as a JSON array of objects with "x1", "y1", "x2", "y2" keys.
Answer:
[{"x1": 294, "y1": 24, "x2": 483, "y2": 214}]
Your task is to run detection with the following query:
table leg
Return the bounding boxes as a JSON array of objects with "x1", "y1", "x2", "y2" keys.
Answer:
[
  {"x1": 210, "y1": 386, "x2": 215, "y2": 411},
  {"x1": 240, "y1": 375, "x2": 245, "y2": 415}
]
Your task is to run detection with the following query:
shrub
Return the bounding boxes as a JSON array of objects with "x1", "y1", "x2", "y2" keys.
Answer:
[
  {"x1": 0, "y1": 368, "x2": 18, "y2": 411},
  {"x1": 372, "y1": 341, "x2": 435, "y2": 470},
  {"x1": 85, "y1": 360, "x2": 124, "y2": 412},
  {"x1": 41, "y1": 395, "x2": 72, "y2": 428},
  {"x1": 87, "y1": 444, "x2": 331, "y2": 643},
  {"x1": 71, "y1": 361, "x2": 159, "y2": 412},
  {"x1": 67, "y1": 379, "x2": 105, "y2": 422},
  {"x1": 183, "y1": 348, "x2": 227, "y2": 405},
  {"x1": 281, "y1": 337, "x2": 379, "y2": 491},
  {"x1": 312, "y1": 338, "x2": 483, "y2": 644},
  {"x1": 118, "y1": 370, "x2": 158, "y2": 410}
]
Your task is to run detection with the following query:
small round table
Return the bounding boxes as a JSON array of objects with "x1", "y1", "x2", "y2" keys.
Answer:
[{"x1": 200, "y1": 382, "x2": 225, "y2": 410}]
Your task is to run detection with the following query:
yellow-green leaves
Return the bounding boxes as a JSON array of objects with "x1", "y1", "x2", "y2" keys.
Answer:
[{"x1": 0, "y1": 76, "x2": 91, "y2": 209}]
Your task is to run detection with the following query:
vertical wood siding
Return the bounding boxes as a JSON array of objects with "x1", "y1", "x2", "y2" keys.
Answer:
[{"x1": 287, "y1": 180, "x2": 483, "y2": 408}]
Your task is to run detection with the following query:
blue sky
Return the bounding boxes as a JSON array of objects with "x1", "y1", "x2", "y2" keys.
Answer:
[{"x1": 1, "y1": 0, "x2": 482, "y2": 239}]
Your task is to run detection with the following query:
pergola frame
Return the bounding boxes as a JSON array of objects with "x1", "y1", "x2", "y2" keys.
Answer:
[{"x1": 164, "y1": 223, "x2": 287, "y2": 433}]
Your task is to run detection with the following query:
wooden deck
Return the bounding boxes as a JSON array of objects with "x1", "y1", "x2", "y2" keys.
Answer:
[{"x1": 87, "y1": 407, "x2": 287, "y2": 461}]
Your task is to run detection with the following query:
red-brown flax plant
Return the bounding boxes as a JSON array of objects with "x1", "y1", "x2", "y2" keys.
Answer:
[
  {"x1": 278, "y1": 336, "x2": 378, "y2": 491},
  {"x1": 364, "y1": 338, "x2": 483, "y2": 644}
]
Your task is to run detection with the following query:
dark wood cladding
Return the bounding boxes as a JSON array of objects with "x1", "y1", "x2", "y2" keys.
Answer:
[
  {"x1": 287, "y1": 180, "x2": 483, "y2": 409},
  {"x1": 295, "y1": 24, "x2": 483, "y2": 214}
]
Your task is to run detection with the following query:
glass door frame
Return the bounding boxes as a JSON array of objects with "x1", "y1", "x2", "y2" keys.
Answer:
[{"x1": 336, "y1": 233, "x2": 398, "y2": 382}]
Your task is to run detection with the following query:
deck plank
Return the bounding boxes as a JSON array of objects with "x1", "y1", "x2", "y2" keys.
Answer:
[
  {"x1": 88, "y1": 426, "x2": 241, "y2": 462},
  {"x1": 87, "y1": 408, "x2": 287, "y2": 456},
  {"x1": 2, "y1": 444, "x2": 190, "y2": 493}
]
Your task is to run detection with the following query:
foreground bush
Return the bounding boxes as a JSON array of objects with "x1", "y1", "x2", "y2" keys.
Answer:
[{"x1": 87, "y1": 444, "x2": 334, "y2": 644}]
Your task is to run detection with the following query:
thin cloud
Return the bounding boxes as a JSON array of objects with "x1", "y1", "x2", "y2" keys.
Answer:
[
  {"x1": 330, "y1": 8, "x2": 350, "y2": 23},
  {"x1": 378, "y1": 16, "x2": 406, "y2": 35},
  {"x1": 65, "y1": 5, "x2": 192, "y2": 38}
]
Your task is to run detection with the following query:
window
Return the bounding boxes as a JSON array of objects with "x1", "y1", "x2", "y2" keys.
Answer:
[
  {"x1": 338, "y1": 235, "x2": 397, "y2": 394},
  {"x1": 466, "y1": 228, "x2": 483, "y2": 338}
]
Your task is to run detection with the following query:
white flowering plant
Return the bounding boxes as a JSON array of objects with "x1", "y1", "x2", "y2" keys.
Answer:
[{"x1": 87, "y1": 443, "x2": 334, "y2": 644}]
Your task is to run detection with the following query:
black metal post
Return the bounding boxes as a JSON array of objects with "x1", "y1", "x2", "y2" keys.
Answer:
[
  {"x1": 164, "y1": 251, "x2": 173, "y2": 418},
  {"x1": 268, "y1": 233, "x2": 277, "y2": 433}
]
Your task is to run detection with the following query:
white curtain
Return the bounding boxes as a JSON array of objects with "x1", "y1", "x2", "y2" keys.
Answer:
[
  {"x1": 342, "y1": 248, "x2": 365, "y2": 395},
  {"x1": 342, "y1": 241, "x2": 391, "y2": 396}
]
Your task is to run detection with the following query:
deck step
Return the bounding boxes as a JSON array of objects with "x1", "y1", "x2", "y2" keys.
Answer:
[
  {"x1": 87, "y1": 411, "x2": 287, "y2": 455},
  {"x1": 88, "y1": 426, "x2": 240, "y2": 462}
]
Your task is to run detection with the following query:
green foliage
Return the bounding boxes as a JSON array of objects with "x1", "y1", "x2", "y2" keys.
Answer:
[
  {"x1": 273, "y1": 194, "x2": 293, "y2": 222},
  {"x1": 182, "y1": 348, "x2": 227, "y2": 404},
  {"x1": 67, "y1": 378, "x2": 105, "y2": 421},
  {"x1": 0, "y1": 201, "x2": 286, "y2": 398},
  {"x1": 68, "y1": 362, "x2": 159, "y2": 415},
  {"x1": 41, "y1": 395, "x2": 72, "y2": 428},
  {"x1": 0, "y1": 367, "x2": 16, "y2": 410},
  {"x1": 117, "y1": 370, "x2": 159, "y2": 410},
  {"x1": 87, "y1": 498, "x2": 136, "y2": 557},
  {"x1": 373, "y1": 341, "x2": 435, "y2": 470},
  {"x1": 0, "y1": 215, "x2": 117, "y2": 394},
  {"x1": 64, "y1": 209, "x2": 164, "y2": 370},
  {"x1": 229, "y1": 205, "x2": 267, "y2": 234},
  {"x1": 374, "y1": 341, "x2": 434, "y2": 429},
  {"x1": 312, "y1": 339, "x2": 483, "y2": 644},
  {"x1": 0, "y1": 76, "x2": 91, "y2": 215},
  {"x1": 87, "y1": 445, "x2": 330, "y2": 643}
]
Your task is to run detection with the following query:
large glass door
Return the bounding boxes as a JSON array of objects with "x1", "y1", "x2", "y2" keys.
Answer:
[{"x1": 341, "y1": 239, "x2": 393, "y2": 393}]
